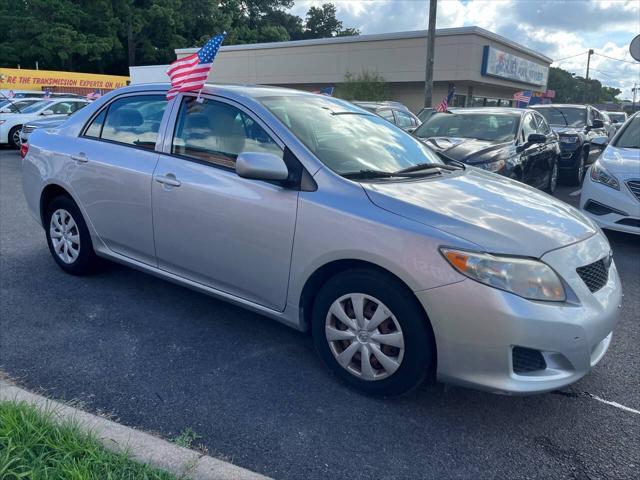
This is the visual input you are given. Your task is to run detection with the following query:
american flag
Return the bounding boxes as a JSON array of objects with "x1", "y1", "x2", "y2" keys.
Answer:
[
  {"x1": 513, "y1": 90, "x2": 533, "y2": 105},
  {"x1": 436, "y1": 84, "x2": 455, "y2": 112},
  {"x1": 166, "y1": 33, "x2": 226, "y2": 100}
]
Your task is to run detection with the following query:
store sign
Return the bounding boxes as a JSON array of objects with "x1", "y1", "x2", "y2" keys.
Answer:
[
  {"x1": 481, "y1": 46, "x2": 548, "y2": 87},
  {"x1": 0, "y1": 68, "x2": 129, "y2": 91}
]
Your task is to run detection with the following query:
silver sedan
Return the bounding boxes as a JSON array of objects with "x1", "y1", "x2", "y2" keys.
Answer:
[{"x1": 22, "y1": 84, "x2": 622, "y2": 396}]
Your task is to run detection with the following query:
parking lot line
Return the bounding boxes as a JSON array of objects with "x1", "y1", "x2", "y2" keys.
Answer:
[{"x1": 589, "y1": 394, "x2": 640, "y2": 415}]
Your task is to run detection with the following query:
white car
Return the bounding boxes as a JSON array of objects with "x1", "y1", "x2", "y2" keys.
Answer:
[
  {"x1": 0, "y1": 98, "x2": 89, "y2": 147},
  {"x1": 0, "y1": 97, "x2": 40, "y2": 114},
  {"x1": 580, "y1": 113, "x2": 640, "y2": 234}
]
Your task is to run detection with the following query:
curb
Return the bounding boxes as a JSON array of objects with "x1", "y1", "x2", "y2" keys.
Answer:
[{"x1": 0, "y1": 380, "x2": 271, "y2": 480}]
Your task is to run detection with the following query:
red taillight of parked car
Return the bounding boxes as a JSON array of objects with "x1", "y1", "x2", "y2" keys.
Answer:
[{"x1": 20, "y1": 143, "x2": 29, "y2": 158}]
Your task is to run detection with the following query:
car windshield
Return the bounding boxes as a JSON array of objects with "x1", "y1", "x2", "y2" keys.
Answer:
[
  {"x1": 258, "y1": 95, "x2": 443, "y2": 175},
  {"x1": 413, "y1": 112, "x2": 519, "y2": 142},
  {"x1": 21, "y1": 100, "x2": 53, "y2": 113},
  {"x1": 607, "y1": 112, "x2": 626, "y2": 122},
  {"x1": 534, "y1": 107, "x2": 586, "y2": 127},
  {"x1": 613, "y1": 115, "x2": 640, "y2": 149}
]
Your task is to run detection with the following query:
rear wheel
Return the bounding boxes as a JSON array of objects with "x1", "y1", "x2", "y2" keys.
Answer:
[
  {"x1": 45, "y1": 196, "x2": 98, "y2": 275},
  {"x1": 311, "y1": 269, "x2": 435, "y2": 396}
]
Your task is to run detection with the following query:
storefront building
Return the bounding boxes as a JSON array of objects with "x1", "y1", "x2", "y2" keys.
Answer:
[
  {"x1": 0, "y1": 68, "x2": 129, "y2": 97},
  {"x1": 130, "y1": 27, "x2": 552, "y2": 113}
]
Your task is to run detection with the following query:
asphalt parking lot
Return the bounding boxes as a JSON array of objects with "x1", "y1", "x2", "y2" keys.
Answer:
[{"x1": 1, "y1": 147, "x2": 638, "y2": 480}]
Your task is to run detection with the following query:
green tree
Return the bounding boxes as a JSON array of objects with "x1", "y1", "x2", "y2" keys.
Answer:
[
  {"x1": 303, "y1": 3, "x2": 359, "y2": 39},
  {"x1": 334, "y1": 70, "x2": 389, "y2": 101},
  {"x1": 547, "y1": 66, "x2": 622, "y2": 104}
]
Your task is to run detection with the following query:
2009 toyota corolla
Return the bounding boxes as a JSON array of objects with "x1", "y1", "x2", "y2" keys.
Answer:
[{"x1": 22, "y1": 84, "x2": 622, "y2": 396}]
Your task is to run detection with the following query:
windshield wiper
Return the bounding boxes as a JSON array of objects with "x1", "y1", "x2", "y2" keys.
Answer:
[
  {"x1": 549, "y1": 107, "x2": 569, "y2": 126},
  {"x1": 342, "y1": 169, "x2": 402, "y2": 179},
  {"x1": 394, "y1": 161, "x2": 461, "y2": 174}
]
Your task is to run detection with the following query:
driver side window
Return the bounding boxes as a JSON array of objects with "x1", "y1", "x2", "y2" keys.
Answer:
[{"x1": 521, "y1": 114, "x2": 537, "y2": 142}]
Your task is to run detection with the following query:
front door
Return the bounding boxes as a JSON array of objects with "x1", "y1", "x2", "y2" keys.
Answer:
[
  {"x1": 151, "y1": 96, "x2": 298, "y2": 311},
  {"x1": 519, "y1": 113, "x2": 546, "y2": 186}
]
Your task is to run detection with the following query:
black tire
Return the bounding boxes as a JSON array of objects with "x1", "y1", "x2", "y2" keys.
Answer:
[
  {"x1": 565, "y1": 149, "x2": 586, "y2": 186},
  {"x1": 311, "y1": 269, "x2": 435, "y2": 396},
  {"x1": 8, "y1": 126, "x2": 21, "y2": 148},
  {"x1": 44, "y1": 195, "x2": 98, "y2": 275},
  {"x1": 545, "y1": 159, "x2": 558, "y2": 194}
]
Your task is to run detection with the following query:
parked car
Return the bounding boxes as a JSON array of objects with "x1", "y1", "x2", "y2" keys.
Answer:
[
  {"x1": 0, "y1": 98, "x2": 41, "y2": 113},
  {"x1": 19, "y1": 104, "x2": 88, "y2": 147},
  {"x1": 0, "y1": 98, "x2": 89, "y2": 147},
  {"x1": 604, "y1": 111, "x2": 628, "y2": 133},
  {"x1": 0, "y1": 89, "x2": 84, "y2": 99},
  {"x1": 580, "y1": 113, "x2": 640, "y2": 235},
  {"x1": 530, "y1": 104, "x2": 609, "y2": 185},
  {"x1": 413, "y1": 107, "x2": 560, "y2": 193},
  {"x1": 352, "y1": 101, "x2": 421, "y2": 132},
  {"x1": 601, "y1": 112, "x2": 616, "y2": 139},
  {"x1": 23, "y1": 84, "x2": 621, "y2": 396}
]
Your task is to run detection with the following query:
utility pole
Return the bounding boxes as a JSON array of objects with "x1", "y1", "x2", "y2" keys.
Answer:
[
  {"x1": 633, "y1": 83, "x2": 638, "y2": 112},
  {"x1": 584, "y1": 49, "x2": 594, "y2": 103},
  {"x1": 424, "y1": 0, "x2": 437, "y2": 108}
]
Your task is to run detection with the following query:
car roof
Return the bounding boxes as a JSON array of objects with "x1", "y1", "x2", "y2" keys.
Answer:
[
  {"x1": 442, "y1": 107, "x2": 524, "y2": 116},
  {"x1": 352, "y1": 101, "x2": 408, "y2": 109},
  {"x1": 531, "y1": 104, "x2": 588, "y2": 109}
]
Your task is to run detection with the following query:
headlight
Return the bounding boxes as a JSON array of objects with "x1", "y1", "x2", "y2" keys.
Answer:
[
  {"x1": 441, "y1": 248, "x2": 566, "y2": 302},
  {"x1": 479, "y1": 159, "x2": 505, "y2": 173},
  {"x1": 589, "y1": 161, "x2": 619, "y2": 190},
  {"x1": 560, "y1": 135, "x2": 579, "y2": 143}
]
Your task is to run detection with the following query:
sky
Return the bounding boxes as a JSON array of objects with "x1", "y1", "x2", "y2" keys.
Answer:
[{"x1": 289, "y1": 0, "x2": 640, "y2": 100}]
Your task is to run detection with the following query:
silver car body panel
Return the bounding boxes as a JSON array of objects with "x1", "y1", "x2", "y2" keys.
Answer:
[{"x1": 22, "y1": 83, "x2": 622, "y2": 393}]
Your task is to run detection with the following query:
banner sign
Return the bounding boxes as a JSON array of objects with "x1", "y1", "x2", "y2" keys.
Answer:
[
  {"x1": 0, "y1": 68, "x2": 129, "y2": 91},
  {"x1": 481, "y1": 46, "x2": 548, "y2": 87}
]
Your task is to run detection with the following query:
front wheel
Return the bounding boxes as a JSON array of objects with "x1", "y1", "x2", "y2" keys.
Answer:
[
  {"x1": 8, "y1": 126, "x2": 21, "y2": 148},
  {"x1": 566, "y1": 150, "x2": 586, "y2": 186},
  {"x1": 45, "y1": 196, "x2": 98, "y2": 275},
  {"x1": 311, "y1": 269, "x2": 435, "y2": 396}
]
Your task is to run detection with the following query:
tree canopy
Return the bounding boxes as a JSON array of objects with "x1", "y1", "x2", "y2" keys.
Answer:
[
  {"x1": 0, "y1": 0, "x2": 360, "y2": 75},
  {"x1": 547, "y1": 66, "x2": 622, "y2": 103}
]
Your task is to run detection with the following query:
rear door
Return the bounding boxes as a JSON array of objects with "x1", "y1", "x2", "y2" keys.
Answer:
[
  {"x1": 151, "y1": 95, "x2": 298, "y2": 311},
  {"x1": 68, "y1": 93, "x2": 169, "y2": 265}
]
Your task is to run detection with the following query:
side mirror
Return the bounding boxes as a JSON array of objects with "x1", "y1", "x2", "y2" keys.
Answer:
[
  {"x1": 236, "y1": 151, "x2": 289, "y2": 181},
  {"x1": 41, "y1": 110, "x2": 54, "y2": 116},
  {"x1": 591, "y1": 119, "x2": 604, "y2": 129},
  {"x1": 591, "y1": 136, "x2": 608, "y2": 147},
  {"x1": 527, "y1": 133, "x2": 547, "y2": 144},
  {"x1": 0, "y1": 107, "x2": 12, "y2": 114},
  {"x1": 611, "y1": 119, "x2": 618, "y2": 124}
]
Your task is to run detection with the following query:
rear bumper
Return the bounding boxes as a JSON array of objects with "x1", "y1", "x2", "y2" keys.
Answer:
[
  {"x1": 417, "y1": 233, "x2": 622, "y2": 394},
  {"x1": 558, "y1": 145, "x2": 582, "y2": 170}
]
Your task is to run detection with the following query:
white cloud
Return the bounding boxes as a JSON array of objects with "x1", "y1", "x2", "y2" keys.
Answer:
[{"x1": 288, "y1": 0, "x2": 640, "y2": 98}]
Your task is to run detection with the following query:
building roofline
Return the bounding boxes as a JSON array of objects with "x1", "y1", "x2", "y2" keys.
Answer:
[{"x1": 176, "y1": 26, "x2": 553, "y2": 64}]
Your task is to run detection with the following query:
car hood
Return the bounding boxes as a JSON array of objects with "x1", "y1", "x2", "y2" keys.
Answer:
[
  {"x1": 599, "y1": 145, "x2": 640, "y2": 176},
  {"x1": 419, "y1": 137, "x2": 512, "y2": 164},
  {"x1": 363, "y1": 169, "x2": 596, "y2": 258},
  {"x1": 551, "y1": 126, "x2": 584, "y2": 136}
]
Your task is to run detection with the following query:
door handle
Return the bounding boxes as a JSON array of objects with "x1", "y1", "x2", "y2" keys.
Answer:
[
  {"x1": 154, "y1": 174, "x2": 181, "y2": 187},
  {"x1": 71, "y1": 152, "x2": 88, "y2": 163}
]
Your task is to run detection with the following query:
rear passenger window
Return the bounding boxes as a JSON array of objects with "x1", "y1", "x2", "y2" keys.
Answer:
[
  {"x1": 171, "y1": 97, "x2": 282, "y2": 169},
  {"x1": 378, "y1": 110, "x2": 395, "y2": 123},
  {"x1": 394, "y1": 110, "x2": 415, "y2": 128},
  {"x1": 86, "y1": 95, "x2": 167, "y2": 150}
]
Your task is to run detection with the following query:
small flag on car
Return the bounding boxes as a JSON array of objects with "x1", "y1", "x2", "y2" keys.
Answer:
[
  {"x1": 436, "y1": 84, "x2": 455, "y2": 112},
  {"x1": 166, "y1": 32, "x2": 226, "y2": 100}
]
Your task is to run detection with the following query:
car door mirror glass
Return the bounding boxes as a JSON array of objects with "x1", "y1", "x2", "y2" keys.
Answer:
[
  {"x1": 591, "y1": 119, "x2": 604, "y2": 129},
  {"x1": 0, "y1": 107, "x2": 11, "y2": 113},
  {"x1": 527, "y1": 133, "x2": 546, "y2": 144},
  {"x1": 591, "y1": 136, "x2": 608, "y2": 147},
  {"x1": 41, "y1": 110, "x2": 54, "y2": 116},
  {"x1": 236, "y1": 151, "x2": 289, "y2": 181}
]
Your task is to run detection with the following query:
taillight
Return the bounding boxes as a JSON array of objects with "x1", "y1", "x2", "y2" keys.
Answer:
[{"x1": 20, "y1": 143, "x2": 29, "y2": 158}]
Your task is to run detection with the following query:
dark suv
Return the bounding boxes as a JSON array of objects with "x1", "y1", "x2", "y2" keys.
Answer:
[
  {"x1": 352, "y1": 101, "x2": 421, "y2": 132},
  {"x1": 530, "y1": 104, "x2": 608, "y2": 185}
]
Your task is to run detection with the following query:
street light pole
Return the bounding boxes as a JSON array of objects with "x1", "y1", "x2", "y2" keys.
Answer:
[
  {"x1": 424, "y1": 0, "x2": 438, "y2": 108},
  {"x1": 584, "y1": 48, "x2": 594, "y2": 103}
]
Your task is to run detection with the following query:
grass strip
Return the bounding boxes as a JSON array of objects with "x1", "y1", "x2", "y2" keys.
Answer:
[{"x1": 0, "y1": 400, "x2": 178, "y2": 480}]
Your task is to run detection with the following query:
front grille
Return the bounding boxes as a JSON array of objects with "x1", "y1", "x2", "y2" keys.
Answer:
[
  {"x1": 616, "y1": 218, "x2": 640, "y2": 228},
  {"x1": 576, "y1": 258, "x2": 610, "y2": 293},
  {"x1": 513, "y1": 347, "x2": 547, "y2": 373},
  {"x1": 626, "y1": 180, "x2": 640, "y2": 202}
]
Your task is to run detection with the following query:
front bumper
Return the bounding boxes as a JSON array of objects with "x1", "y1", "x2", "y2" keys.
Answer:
[
  {"x1": 558, "y1": 143, "x2": 582, "y2": 170},
  {"x1": 580, "y1": 173, "x2": 640, "y2": 235},
  {"x1": 417, "y1": 232, "x2": 622, "y2": 394}
]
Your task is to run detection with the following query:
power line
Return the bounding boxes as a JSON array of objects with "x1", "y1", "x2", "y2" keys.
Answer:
[
  {"x1": 552, "y1": 51, "x2": 588, "y2": 63},
  {"x1": 593, "y1": 52, "x2": 639, "y2": 65}
]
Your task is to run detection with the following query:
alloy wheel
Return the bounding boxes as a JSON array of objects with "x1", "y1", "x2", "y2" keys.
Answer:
[
  {"x1": 49, "y1": 208, "x2": 80, "y2": 264},
  {"x1": 11, "y1": 129, "x2": 20, "y2": 147},
  {"x1": 325, "y1": 293, "x2": 405, "y2": 381}
]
